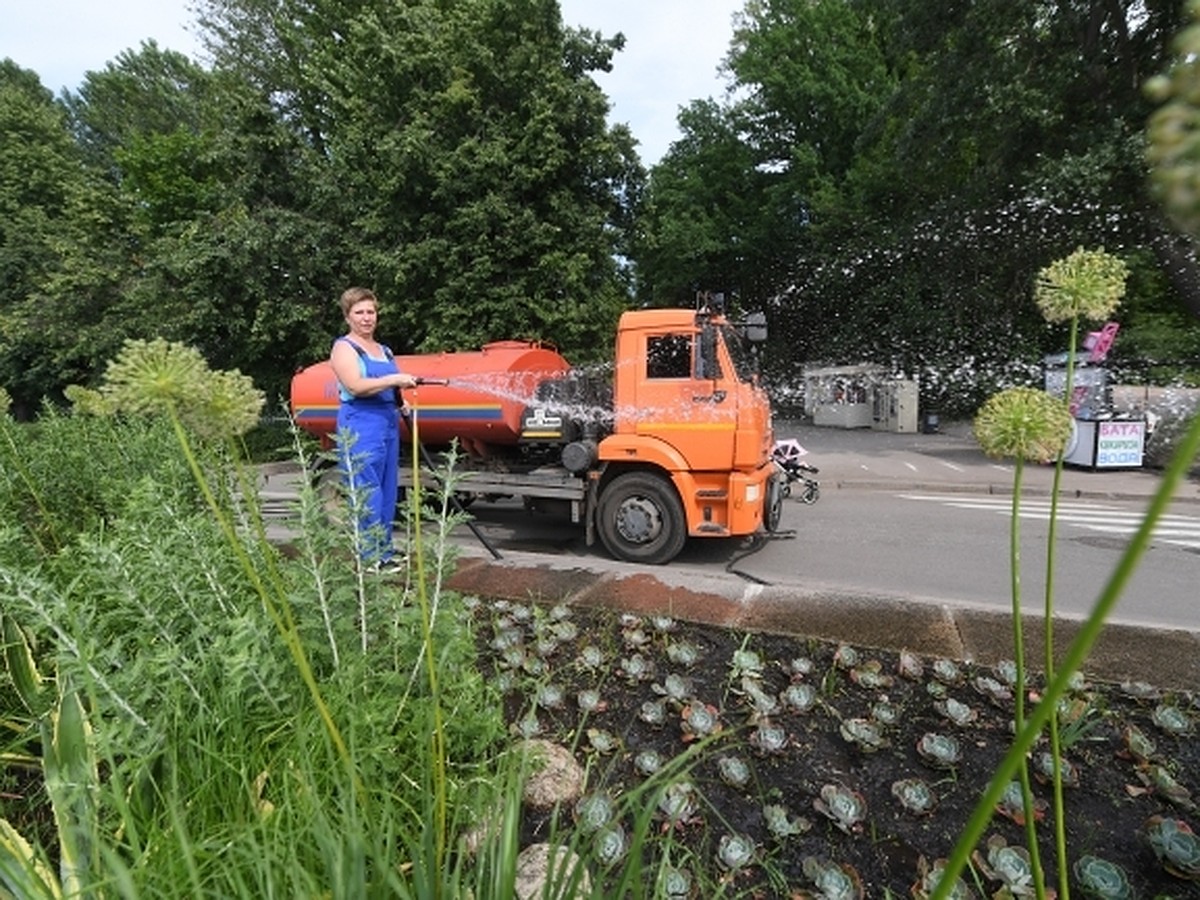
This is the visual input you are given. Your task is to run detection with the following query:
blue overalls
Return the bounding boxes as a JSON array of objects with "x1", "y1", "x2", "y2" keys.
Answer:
[{"x1": 334, "y1": 337, "x2": 401, "y2": 564}]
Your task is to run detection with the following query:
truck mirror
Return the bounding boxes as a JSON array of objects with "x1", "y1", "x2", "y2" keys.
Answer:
[{"x1": 743, "y1": 311, "x2": 768, "y2": 343}]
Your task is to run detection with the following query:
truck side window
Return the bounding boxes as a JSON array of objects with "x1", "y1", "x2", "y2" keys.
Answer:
[{"x1": 646, "y1": 334, "x2": 692, "y2": 379}]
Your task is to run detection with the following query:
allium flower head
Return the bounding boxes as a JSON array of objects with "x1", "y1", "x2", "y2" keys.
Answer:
[
  {"x1": 1034, "y1": 247, "x2": 1128, "y2": 324},
  {"x1": 185, "y1": 369, "x2": 265, "y2": 439},
  {"x1": 974, "y1": 387, "x2": 1073, "y2": 463},
  {"x1": 64, "y1": 384, "x2": 115, "y2": 417},
  {"x1": 102, "y1": 338, "x2": 208, "y2": 415},
  {"x1": 1145, "y1": 5, "x2": 1200, "y2": 240}
]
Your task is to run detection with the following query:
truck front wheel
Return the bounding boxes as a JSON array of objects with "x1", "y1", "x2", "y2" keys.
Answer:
[{"x1": 597, "y1": 472, "x2": 687, "y2": 565}]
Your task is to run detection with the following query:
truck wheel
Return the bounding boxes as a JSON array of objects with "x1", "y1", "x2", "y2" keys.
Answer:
[{"x1": 597, "y1": 472, "x2": 687, "y2": 565}]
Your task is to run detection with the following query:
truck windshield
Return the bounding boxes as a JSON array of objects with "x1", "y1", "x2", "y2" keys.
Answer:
[{"x1": 720, "y1": 324, "x2": 759, "y2": 382}]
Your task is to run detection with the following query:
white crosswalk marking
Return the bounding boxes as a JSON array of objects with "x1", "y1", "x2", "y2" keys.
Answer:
[{"x1": 899, "y1": 494, "x2": 1200, "y2": 550}]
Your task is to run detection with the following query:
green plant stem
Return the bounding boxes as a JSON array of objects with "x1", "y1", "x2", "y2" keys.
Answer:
[
  {"x1": 1042, "y1": 316, "x2": 1080, "y2": 900},
  {"x1": 1007, "y1": 459, "x2": 1048, "y2": 900},
  {"x1": 407, "y1": 416, "x2": 449, "y2": 893},
  {"x1": 931, "y1": 408, "x2": 1200, "y2": 899},
  {"x1": 0, "y1": 418, "x2": 58, "y2": 554}
]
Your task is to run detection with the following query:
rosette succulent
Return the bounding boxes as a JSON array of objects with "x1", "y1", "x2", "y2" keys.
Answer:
[
  {"x1": 813, "y1": 783, "x2": 867, "y2": 834},
  {"x1": 680, "y1": 701, "x2": 722, "y2": 741},
  {"x1": 657, "y1": 781, "x2": 701, "y2": 829},
  {"x1": 717, "y1": 755, "x2": 753, "y2": 788},
  {"x1": 1152, "y1": 702, "x2": 1195, "y2": 737},
  {"x1": 840, "y1": 718, "x2": 887, "y2": 752},
  {"x1": 762, "y1": 803, "x2": 811, "y2": 840},
  {"x1": 1072, "y1": 855, "x2": 1134, "y2": 899},
  {"x1": 916, "y1": 732, "x2": 962, "y2": 769},
  {"x1": 781, "y1": 682, "x2": 818, "y2": 713},
  {"x1": 892, "y1": 778, "x2": 938, "y2": 816},
  {"x1": 573, "y1": 791, "x2": 617, "y2": 833},
  {"x1": 716, "y1": 833, "x2": 758, "y2": 872},
  {"x1": 1143, "y1": 815, "x2": 1200, "y2": 879},
  {"x1": 972, "y1": 834, "x2": 1035, "y2": 897},
  {"x1": 800, "y1": 857, "x2": 864, "y2": 900},
  {"x1": 666, "y1": 640, "x2": 702, "y2": 667}
]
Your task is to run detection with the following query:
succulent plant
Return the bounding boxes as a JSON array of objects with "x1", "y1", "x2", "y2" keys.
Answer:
[
  {"x1": 658, "y1": 865, "x2": 693, "y2": 899},
  {"x1": 509, "y1": 603, "x2": 533, "y2": 623},
  {"x1": 717, "y1": 755, "x2": 753, "y2": 788},
  {"x1": 1121, "y1": 723, "x2": 1158, "y2": 763},
  {"x1": 653, "y1": 672, "x2": 696, "y2": 703},
  {"x1": 839, "y1": 717, "x2": 887, "y2": 752},
  {"x1": 1119, "y1": 679, "x2": 1161, "y2": 701},
  {"x1": 575, "y1": 644, "x2": 606, "y2": 672},
  {"x1": 1142, "y1": 815, "x2": 1200, "y2": 880},
  {"x1": 495, "y1": 670, "x2": 518, "y2": 695},
  {"x1": 585, "y1": 727, "x2": 621, "y2": 754},
  {"x1": 618, "y1": 653, "x2": 654, "y2": 683},
  {"x1": 995, "y1": 780, "x2": 1047, "y2": 826},
  {"x1": 892, "y1": 778, "x2": 938, "y2": 815},
  {"x1": 665, "y1": 640, "x2": 702, "y2": 667},
  {"x1": 680, "y1": 701, "x2": 722, "y2": 741},
  {"x1": 547, "y1": 602, "x2": 571, "y2": 621},
  {"x1": 639, "y1": 698, "x2": 668, "y2": 727},
  {"x1": 621, "y1": 624, "x2": 652, "y2": 650},
  {"x1": 1136, "y1": 763, "x2": 1196, "y2": 810},
  {"x1": 1152, "y1": 702, "x2": 1195, "y2": 736},
  {"x1": 992, "y1": 659, "x2": 1018, "y2": 687},
  {"x1": 916, "y1": 732, "x2": 962, "y2": 769},
  {"x1": 1032, "y1": 750, "x2": 1080, "y2": 788},
  {"x1": 575, "y1": 688, "x2": 606, "y2": 713},
  {"x1": 536, "y1": 683, "x2": 566, "y2": 710},
  {"x1": 633, "y1": 748, "x2": 664, "y2": 776},
  {"x1": 593, "y1": 823, "x2": 629, "y2": 867},
  {"x1": 800, "y1": 856, "x2": 864, "y2": 900},
  {"x1": 499, "y1": 646, "x2": 528, "y2": 670},
  {"x1": 716, "y1": 832, "x2": 758, "y2": 872},
  {"x1": 897, "y1": 649, "x2": 925, "y2": 681},
  {"x1": 935, "y1": 697, "x2": 978, "y2": 726},
  {"x1": 931, "y1": 658, "x2": 965, "y2": 685},
  {"x1": 973, "y1": 675, "x2": 1013, "y2": 706},
  {"x1": 533, "y1": 636, "x2": 560, "y2": 659},
  {"x1": 739, "y1": 676, "x2": 780, "y2": 716},
  {"x1": 522, "y1": 655, "x2": 547, "y2": 677},
  {"x1": 925, "y1": 681, "x2": 949, "y2": 700},
  {"x1": 548, "y1": 619, "x2": 578, "y2": 643},
  {"x1": 650, "y1": 615, "x2": 678, "y2": 633},
  {"x1": 729, "y1": 647, "x2": 765, "y2": 680},
  {"x1": 657, "y1": 781, "x2": 701, "y2": 829},
  {"x1": 781, "y1": 682, "x2": 818, "y2": 713},
  {"x1": 849, "y1": 659, "x2": 894, "y2": 689},
  {"x1": 490, "y1": 626, "x2": 524, "y2": 653},
  {"x1": 750, "y1": 718, "x2": 790, "y2": 754},
  {"x1": 813, "y1": 783, "x2": 868, "y2": 834},
  {"x1": 512, "y1": 711, "x2": 542, "y2": 738},
  {"x1": 972, "y1": 834, "x2": 1036, "y2": 897},
  {"x1": 762, "y1": 803, "x2": 811, "y2": 840},
  {"x1": 1072, "y1": 855, "x2": 1134, "y2": 899},
  {"x1": 833, "y1": 643, "x2": 860, "y2": 669},
  {"x1": 911, "y1": 856, "x2": 977, "y2": 900},
  {"x1": 574, "y1": 791, "x2": 617, "y2": 833},
  {"x1": 870, "y1": 698, "x2": 900, "y2": 726},
  {"x1": 786, "y1": 656, "x2": 815, "y2": 678}
]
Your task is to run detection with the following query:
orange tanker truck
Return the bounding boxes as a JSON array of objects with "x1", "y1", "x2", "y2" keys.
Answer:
[{"x1": 290, "y1": 294, "x2": 792, "y2": 565}]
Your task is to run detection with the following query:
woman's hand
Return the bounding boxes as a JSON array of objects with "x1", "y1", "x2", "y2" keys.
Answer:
[{"x1": 395, "y1": 373, "x2": 418, "y2": 390}]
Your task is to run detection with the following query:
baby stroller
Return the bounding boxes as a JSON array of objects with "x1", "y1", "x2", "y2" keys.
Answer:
[{"x1": 772, "y1": 439, "x2": 820, "y2": 505}]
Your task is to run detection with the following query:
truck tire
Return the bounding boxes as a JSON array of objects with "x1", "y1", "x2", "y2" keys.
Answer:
[{"x1": 597, "y1": 472, "x2": 687, "y2": 565}]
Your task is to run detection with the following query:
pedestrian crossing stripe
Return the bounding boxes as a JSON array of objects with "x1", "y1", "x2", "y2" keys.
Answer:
[{"x1": 898, "y1": 494, "x2": 1200, "y2": 550}]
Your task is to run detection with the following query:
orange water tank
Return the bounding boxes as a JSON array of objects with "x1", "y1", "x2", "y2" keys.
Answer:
[{"x1": 290, "y1": 340, "x2": 572, "y2": 453}]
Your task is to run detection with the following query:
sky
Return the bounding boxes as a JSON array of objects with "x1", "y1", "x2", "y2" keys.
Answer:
[{"x1": 1, "y1": 0, "x2": 743, "y2": 166}]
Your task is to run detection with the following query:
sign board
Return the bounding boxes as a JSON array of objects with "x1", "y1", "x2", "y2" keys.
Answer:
[{"x1": 1095, "y1": 420, "x2": 1145, "y2": 468}]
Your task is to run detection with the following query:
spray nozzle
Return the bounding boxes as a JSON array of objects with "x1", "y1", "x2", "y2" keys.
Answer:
[{"x1": 413, "y1": 377, "x2": 449, "y2": 386}]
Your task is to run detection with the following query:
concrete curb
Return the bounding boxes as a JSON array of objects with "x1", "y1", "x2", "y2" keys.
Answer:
[{"x1": 446, "y1": 555, "x2": 1200, "y2": 691}]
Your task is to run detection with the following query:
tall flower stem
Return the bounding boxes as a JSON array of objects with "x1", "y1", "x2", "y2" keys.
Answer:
[
  {"x1": 1042, "y1": 316, "x2": 1080, "y2": 900},
  {"x1": 1007, "y1": 457, "x2": 1048, "y2": 900}
]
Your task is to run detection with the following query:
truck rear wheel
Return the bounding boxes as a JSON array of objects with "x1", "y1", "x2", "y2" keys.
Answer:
[{"x1": 597, "y1": 472, "x2": 687, "y2": 565}]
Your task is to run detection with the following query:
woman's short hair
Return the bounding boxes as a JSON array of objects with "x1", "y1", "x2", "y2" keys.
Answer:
[{"x1": 339, "y1": 286, "x2": 378, "y2": 316}]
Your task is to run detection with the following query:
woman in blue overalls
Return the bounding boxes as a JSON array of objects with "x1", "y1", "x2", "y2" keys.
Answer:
[{"x1": 329, "y1": 287, "x2": 417, "y2": 570}]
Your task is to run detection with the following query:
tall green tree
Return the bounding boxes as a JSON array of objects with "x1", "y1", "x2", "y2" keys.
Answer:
[{"x1": 197, "y1": 0, "x2": 641, "y2": 363}]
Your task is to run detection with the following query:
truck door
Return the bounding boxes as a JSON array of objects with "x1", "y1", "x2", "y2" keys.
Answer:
[{"x1": 638, "y1": 326, "x2": 736, "y2": 470}]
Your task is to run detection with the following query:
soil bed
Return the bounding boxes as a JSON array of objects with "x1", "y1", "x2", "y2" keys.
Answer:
[{"x1": 471, "y1": 599, "x2": 1200, "y2": 897}]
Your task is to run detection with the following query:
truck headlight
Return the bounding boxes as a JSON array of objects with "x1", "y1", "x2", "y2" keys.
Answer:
[{"x1": 745, "y1": 484, "x2": 760, "y2": 503}]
